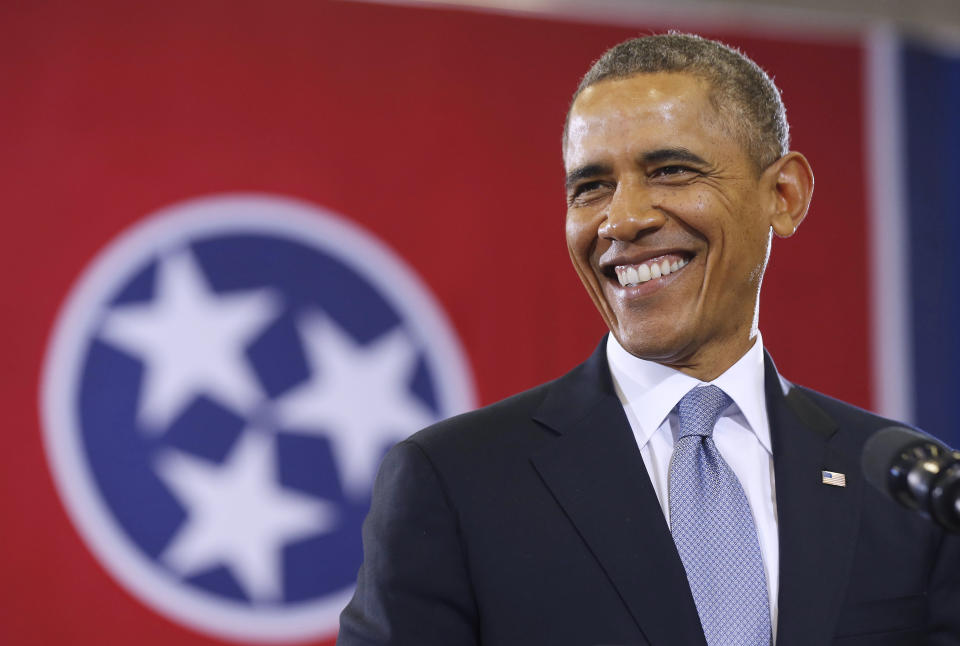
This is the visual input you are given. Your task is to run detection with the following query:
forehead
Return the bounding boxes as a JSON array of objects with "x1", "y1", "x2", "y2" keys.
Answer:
[{"x1": 564, "y1": 72, "x2": 736, "y2": 169}]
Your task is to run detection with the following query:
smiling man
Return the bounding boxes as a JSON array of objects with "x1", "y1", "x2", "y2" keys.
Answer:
[
  {"x1": 563, "y1": 68, "x2": 808, "y2": 380},
  {"x1": 339, "y1": 34, "x2": 960, "y2": 646}
]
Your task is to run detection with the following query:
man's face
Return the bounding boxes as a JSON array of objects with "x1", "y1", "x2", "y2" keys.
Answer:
[{"x1": 564, "y1": 72, "x2": 777, "y2": 378}]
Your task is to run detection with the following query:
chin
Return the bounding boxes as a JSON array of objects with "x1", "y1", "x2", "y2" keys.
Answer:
[{"x1": 611, "y1": 325, "x2": 690, "y2": 364}]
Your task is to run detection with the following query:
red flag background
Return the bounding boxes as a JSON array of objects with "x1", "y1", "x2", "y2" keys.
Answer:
[{"x1": 3, "y1": 1, "x2": 869, "y2": 644}]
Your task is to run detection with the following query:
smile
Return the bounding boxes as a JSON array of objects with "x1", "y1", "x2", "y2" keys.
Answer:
[{"x1": 614, "y1": 254, "x2": 690, "y2": 287}]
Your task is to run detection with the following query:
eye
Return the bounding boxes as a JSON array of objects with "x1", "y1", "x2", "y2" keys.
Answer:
[
  {"x1": 650, "y1": 165, "x2": 698, "y2": 179},
  {"x1": 573, "y1": 180, "x2": 604, "y2": 196},
  {"x1": 568, "y1": 180, "x2": 612, "y2": 205}
]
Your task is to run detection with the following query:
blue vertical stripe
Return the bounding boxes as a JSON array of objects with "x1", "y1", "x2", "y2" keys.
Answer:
[{"x1": 903, "y1": 40, "x2": 960, "y2": 446}]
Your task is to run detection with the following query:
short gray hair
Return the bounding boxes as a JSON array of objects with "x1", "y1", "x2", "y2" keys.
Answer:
[{"x1": 564, "y1": 33, "x2": 789, "y2": 170}]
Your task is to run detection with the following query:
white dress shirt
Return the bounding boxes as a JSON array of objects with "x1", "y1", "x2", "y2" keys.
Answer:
[{"x1": 606, "y1": 333, "x2": 781, "y2": 638}]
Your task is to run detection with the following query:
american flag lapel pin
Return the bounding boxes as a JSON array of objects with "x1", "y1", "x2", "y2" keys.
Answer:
[{"x1": 822, "y1": 470, "x2": 847, "y2": 487}]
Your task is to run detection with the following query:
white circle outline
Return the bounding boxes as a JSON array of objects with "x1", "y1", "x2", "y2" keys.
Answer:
[{"x1": 40, "y1": 194, "x2": 477, "y2": 643}]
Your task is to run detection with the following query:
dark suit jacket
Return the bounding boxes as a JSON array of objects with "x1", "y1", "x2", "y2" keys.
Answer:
[{"x1": 338, "y1": 340, "x2": 960, "y2": 645}]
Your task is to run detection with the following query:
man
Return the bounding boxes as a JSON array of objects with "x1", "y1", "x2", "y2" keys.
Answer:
[{"x1": 338, "y1": 33, "x2": 960, "y2": 645}]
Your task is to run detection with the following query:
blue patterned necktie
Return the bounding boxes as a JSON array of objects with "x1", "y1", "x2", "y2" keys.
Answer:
[{"x1": 669, "y1": 385, "x2": 771, "y2": 646}]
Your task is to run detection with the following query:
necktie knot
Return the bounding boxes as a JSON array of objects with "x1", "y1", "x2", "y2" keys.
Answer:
[{"x1": 677, "y1": 385, "x2": 732, "y2": 440}]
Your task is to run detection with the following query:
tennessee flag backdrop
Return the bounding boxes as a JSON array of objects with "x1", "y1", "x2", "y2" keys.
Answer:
[{"x1": 3, "y1": 1, "x2": 880, "y2": 644}]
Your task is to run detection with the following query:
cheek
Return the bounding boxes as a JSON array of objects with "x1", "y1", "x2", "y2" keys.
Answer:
[
  {"x1": 565, "y1": 211, "x2": 597, "y2": 261},
  {"x1": 655, "y1": 187, "x2": 715, "y2": 230},
  {"x1": 673, "y1": 189, "x2": 765, "y2": 249},
  {"x1": 715, "y1": 217, "x2": 772, "y2": 287}
]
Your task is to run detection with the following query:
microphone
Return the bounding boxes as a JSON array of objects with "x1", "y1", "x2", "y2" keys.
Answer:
[{"x1": 861, "y1": 426, "x2": 960, "y2": 533}]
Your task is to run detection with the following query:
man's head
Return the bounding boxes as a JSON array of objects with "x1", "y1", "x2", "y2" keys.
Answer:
[
  {"x1": 563, "y1": 33, "x2": 789, "y2": 171},
  {"x1": 563, "y1": 34, "x2": 814, "y2": 380}
]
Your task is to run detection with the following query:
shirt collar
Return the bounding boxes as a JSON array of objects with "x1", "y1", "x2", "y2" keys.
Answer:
[{"x1": 606, "y1": 333, "x2": 772, "y2": 454}]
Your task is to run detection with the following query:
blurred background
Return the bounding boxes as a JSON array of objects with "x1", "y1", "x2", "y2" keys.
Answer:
[{"x1": 3, "y1": 0, "x2": 959, "y2": 644}]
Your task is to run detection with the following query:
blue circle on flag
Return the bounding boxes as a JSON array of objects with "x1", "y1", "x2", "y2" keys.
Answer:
[{"x1": 42, "y1": 195, "x2": 475, "y2": 641}]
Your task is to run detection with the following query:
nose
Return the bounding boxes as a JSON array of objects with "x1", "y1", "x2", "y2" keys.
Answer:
[{"x1": 598, "y1": 180, "x2": 667, "y2": 241}]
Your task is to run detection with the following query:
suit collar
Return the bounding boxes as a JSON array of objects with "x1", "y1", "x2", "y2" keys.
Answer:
[{"x1": 530, "y1": 336, "x2": 615, "y2": 436}]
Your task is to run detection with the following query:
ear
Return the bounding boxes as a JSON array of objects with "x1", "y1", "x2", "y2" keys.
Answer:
[{"x1": 763, "y1": 151, "x2": 814, "y2": 238}]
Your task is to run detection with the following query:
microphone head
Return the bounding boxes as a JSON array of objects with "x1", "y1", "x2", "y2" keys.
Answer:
[
  {"x1": 862, "y1": 425, "x2": 960, "y2": 533},
  {"x1": 861, "y1": 426, "x2": 936, "y2": 501}
]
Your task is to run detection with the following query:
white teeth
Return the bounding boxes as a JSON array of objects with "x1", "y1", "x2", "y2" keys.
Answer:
[
  {"x1": 615, "y1": 256, "x2": 690, "y2": 287},
  {"x1": 636, "y1": 263, "x2": 651, "y2": 282}
]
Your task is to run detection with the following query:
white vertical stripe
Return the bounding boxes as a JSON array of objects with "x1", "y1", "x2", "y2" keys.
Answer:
[{"x1": 866, "y1": 24, "x2": 914, "y2": 423}]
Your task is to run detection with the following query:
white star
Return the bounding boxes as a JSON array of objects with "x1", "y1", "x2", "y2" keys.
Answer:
[
  {"x1": 154, "y1": 430, "x2": 337, "y2": 602},
  {"x1": 274, "y1": 315, "x2": 435, "y2": 498},
  {"x1": 99, "y1": 250, "x2": 279, "y2": 432}
]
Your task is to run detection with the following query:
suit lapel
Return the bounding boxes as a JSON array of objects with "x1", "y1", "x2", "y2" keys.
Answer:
[
  {"x1": 530, "y1": 341, "x2": 706, "y2": 646},
  {"x1": 765, "y1": 353, "x2": 862, "y2": 646}
]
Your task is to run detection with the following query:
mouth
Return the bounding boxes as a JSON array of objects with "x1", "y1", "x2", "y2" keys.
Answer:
[{"x1": 604, "y1": 252, "x2": 693, "y2": 288}]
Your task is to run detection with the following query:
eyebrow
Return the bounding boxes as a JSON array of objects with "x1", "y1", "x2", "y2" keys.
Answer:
[
  {"x1": 564, "y1": 148, "x2": 710, "y2": 191},
  {"x1": 641, "y1": 147, "x2": 709, "y2": 166}
]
